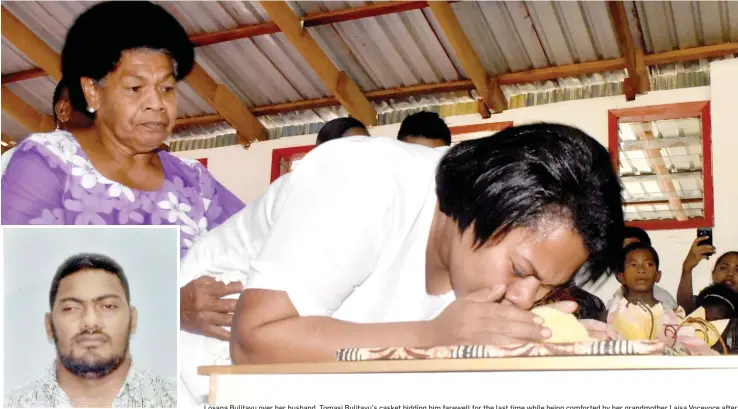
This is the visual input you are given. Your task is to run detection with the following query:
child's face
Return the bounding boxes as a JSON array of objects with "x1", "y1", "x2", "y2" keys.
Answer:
[{"x1": 621, "y1": 248, "x2": 660, "y2": 293}]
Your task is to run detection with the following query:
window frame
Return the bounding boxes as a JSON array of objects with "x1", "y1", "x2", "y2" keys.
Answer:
[{"x1": 608, "y1": 101, "x2": 713, "y2": 230}]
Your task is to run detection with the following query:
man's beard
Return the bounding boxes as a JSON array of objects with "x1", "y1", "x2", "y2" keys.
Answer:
[{"x1": 52, "y1": 320, "x2": 131, "y2": 379}]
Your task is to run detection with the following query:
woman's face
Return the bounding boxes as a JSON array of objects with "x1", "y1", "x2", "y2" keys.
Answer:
[
  {"x1": 83, "y1": 50, "x2": 177, "y2": 152},
  {"x1": 713, "y1": 253, "x2": 738, "y2": 291},
  {"x1": 446, "y1": 218, "x2": 589, "y2": 309}
]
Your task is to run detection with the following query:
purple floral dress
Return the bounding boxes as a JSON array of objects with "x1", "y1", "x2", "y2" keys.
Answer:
[{"x1": 1, "y1": 130, "x2": 245, "y2": 258}]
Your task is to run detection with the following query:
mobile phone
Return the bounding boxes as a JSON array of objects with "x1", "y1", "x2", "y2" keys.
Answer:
[{"x1": 697, "y1": 228, "x2": 714, "y2": 258}]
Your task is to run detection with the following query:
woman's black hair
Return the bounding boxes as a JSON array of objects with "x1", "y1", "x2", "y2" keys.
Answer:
[
  {"x1": 620, "y1": 242, "x2": 660, "y2": 272},
  {"x1": 696, "y1": 283, "x2": 738, "y2": 317},
  {"x1": 61, "y1": 1, "x2": 194, "y2": 116},
  {"x1": 436, "y1": 123, "x2": 624, "y2": 284},
  {"x1": 316, "y1": 117, "x2": 368, "y2": 145}
]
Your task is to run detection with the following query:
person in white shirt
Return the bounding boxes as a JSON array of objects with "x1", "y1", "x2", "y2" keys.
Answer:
[
  {"x1": 179, "y1": 123, "x2": 624, "y2": 402},
  {"x1": 611, "y1": 226, "x2": 677, "y2": 309},
  {"x1": 397, "y1": 111, "x2": 451, "y2": 148}
]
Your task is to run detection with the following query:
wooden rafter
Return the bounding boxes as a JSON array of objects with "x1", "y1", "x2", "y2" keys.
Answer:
[
  {"x1": 633, "y1": 125, "x2": 687, "y2": 220},
  {"x1": 1, "y1": 85, "x2": 55, "y2": 132},
  {"x1": 607, "y1": 1, "x2": 649, "y2": 100},
  {"x1": 184, "y1": 64, "x2": 267, "y2": 143},
  {"x1": 1, "y1": 6, "x2": 61, "y2": 81},
  {"x1": 428, "y1": 1, "x2": 506, "y2": 113},
  {"x1": 260, "y1": 1, "x2": 377, "y2": 126},
  {"x1": 191, "y1": 1, "x2": 440, "y2": 47}
]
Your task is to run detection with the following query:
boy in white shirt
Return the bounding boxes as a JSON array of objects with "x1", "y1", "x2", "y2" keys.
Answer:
[{"x1": 180, "y1": 123, "x2": 625, "y2": 402}]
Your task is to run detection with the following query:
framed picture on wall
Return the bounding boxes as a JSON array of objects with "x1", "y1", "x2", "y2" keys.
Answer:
[{"x1": 270, "y1": 145, "x2": 315, "y2": 183}]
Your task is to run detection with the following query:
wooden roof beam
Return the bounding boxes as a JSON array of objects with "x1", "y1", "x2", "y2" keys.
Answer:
[
  {"x1": 428, "y1": 1, "x2": 506, "y2": 114},
  {"x1": 607, "y1": 1, "x2": 649, "y2": 100},
  {"x1": 260, "y1": 1, "x2": 377, "y2": 126},
  {"x1": 190, "y1": 1, "x2": 442, "y2": 47},
  {"x1": 1, "y1": 6, "x2": 61, "y2": 81},
  {"x1": 634, "y1": 125, "x2": 687, "y2": 220},
  {"x1": 184, "y1": 64, "x2": 268, "y2": 143},
  {"x1": 1, "y1": 85, "x2": 55, "y2": 132}
]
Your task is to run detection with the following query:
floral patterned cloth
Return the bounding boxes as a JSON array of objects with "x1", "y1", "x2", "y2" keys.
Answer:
[
  {"x1": 1, "y1": 131, "x2": 244, "y2": 258},
  {"x1": 4, "y1": 361, "x2": 176, "y2": 408}
]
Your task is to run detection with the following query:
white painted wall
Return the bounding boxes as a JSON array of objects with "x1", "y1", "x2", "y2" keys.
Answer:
[{"x1": 174, "y1": 58, "x2": 738, "y2": 304}]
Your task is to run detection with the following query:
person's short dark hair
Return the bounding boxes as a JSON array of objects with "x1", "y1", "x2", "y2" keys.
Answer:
[
  {"x1": 436, "y1": 123, "x2": 624, "y2": 283},
  {"x1": 52, "y1": 79, "x2": 68, "y2": 123},
  {"x1": 61, "y1": 1, "x2": 194, "y2": 118},
  {"x1": 696, "y1": 283, "x2": 738, "y2": 317},
  {"x1": 397, "y1": 111, "x2": 451, "y2": 146},
  {"x1": 624, "y1": 226, "x2": 651, "y2": 245},
  {"x1": 49, "y1": 253, "x2": 131, "y2": 310},
  {"x1": 316, "y1": 117, "x2": 367, "y2": 145},
  {"x1": 621, "y1": 242, "x2": 660, "y2": 271}
]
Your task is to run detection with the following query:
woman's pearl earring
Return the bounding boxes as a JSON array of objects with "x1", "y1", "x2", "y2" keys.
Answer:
[{"x1": 87, "y1": 107, "x2": 96, "y2": 113}]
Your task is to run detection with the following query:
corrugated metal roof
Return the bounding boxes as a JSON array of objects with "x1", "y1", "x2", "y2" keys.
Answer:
[
  {"x1": 631, "y1": 0, "x2": 738, "y2": 54},
  {"x1": 1, "y1": 112, "x2": 30, "y2": 141},
  {"x1": 1, "y1": 38, "x2": 36, "y2": 74},
  {"x1": 1, "y1": 0, "x2": 735, "y2": 145}
]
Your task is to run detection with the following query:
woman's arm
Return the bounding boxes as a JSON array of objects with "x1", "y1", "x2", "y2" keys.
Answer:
[
  {"x1": 677, "y1": 236, "x2": 715, "y2": 314},
  {"x1": 230, "y1": 289, "x2": 434, "y2": 364},
  {"x1": 1, "y1": 145, "x2": 65, "y2": 225}
]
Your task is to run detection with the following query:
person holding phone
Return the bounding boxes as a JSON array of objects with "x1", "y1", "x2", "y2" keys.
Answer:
[{"x1": 677, "y1": 227, "x2": 738, "y2": 313}]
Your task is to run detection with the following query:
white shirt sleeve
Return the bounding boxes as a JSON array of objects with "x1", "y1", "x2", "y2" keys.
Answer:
[{"x1": 246, "y1": 140, "x2": 400, "y2": 317}]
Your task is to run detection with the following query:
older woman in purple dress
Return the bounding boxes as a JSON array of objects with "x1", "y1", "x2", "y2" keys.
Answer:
[{"x1": 1, "y1": 2, "x2": 245, "y2": 342}]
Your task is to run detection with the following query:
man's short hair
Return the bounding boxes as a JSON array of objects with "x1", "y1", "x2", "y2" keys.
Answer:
[
  {"x1": 49, "y1": 253, "x2": 131, "y2": 309},
  {"x1": 52, "y1": 79, "x2": 68, "y2": 123},
  {"x1": 624, "y1": 226, "x2": 651, "y2": 245},
  {"x1": 316, "y1": 117, "x2": 367, "y2": 145},
  {"x1": 397, "y1": 111, "x2": 451, "y2": 146},
  {"x1": 436, "y1": 123, "x2": 624, "y2": 283},
  {"x1": 620, "y1": 242, "x2": 660, "y2": 271}
]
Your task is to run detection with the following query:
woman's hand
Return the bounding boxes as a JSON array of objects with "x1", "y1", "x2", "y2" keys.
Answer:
[
  {"x1": 682, "y1": 236, "x2": 716, "y2": 272},
  {"x1": 428, "y1": 284, "x2": 577, "y2": 346},
  {"x1": 180, "y1": 276, "x2": 244, "y2": 341}
]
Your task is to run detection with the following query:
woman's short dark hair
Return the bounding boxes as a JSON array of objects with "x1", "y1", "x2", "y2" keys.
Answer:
[
  {"x1": 316, "y1": 117, "x2": 367, "y2": 145},
  {"x1": 620, "y1": 242, "x2": 660, "y2": 271},
  {"x1": 624, "y1": 226, "x2": 651, "y2": 245},
  {"x1": 436, "y1": 123, "x2": 624, "y2": 283},
  {"x1": 49, "y1": 253, "x2": 131, "y2": 310},
  {"x1": 61, "y1": 1, "x2": 194, "y2": 116}
]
